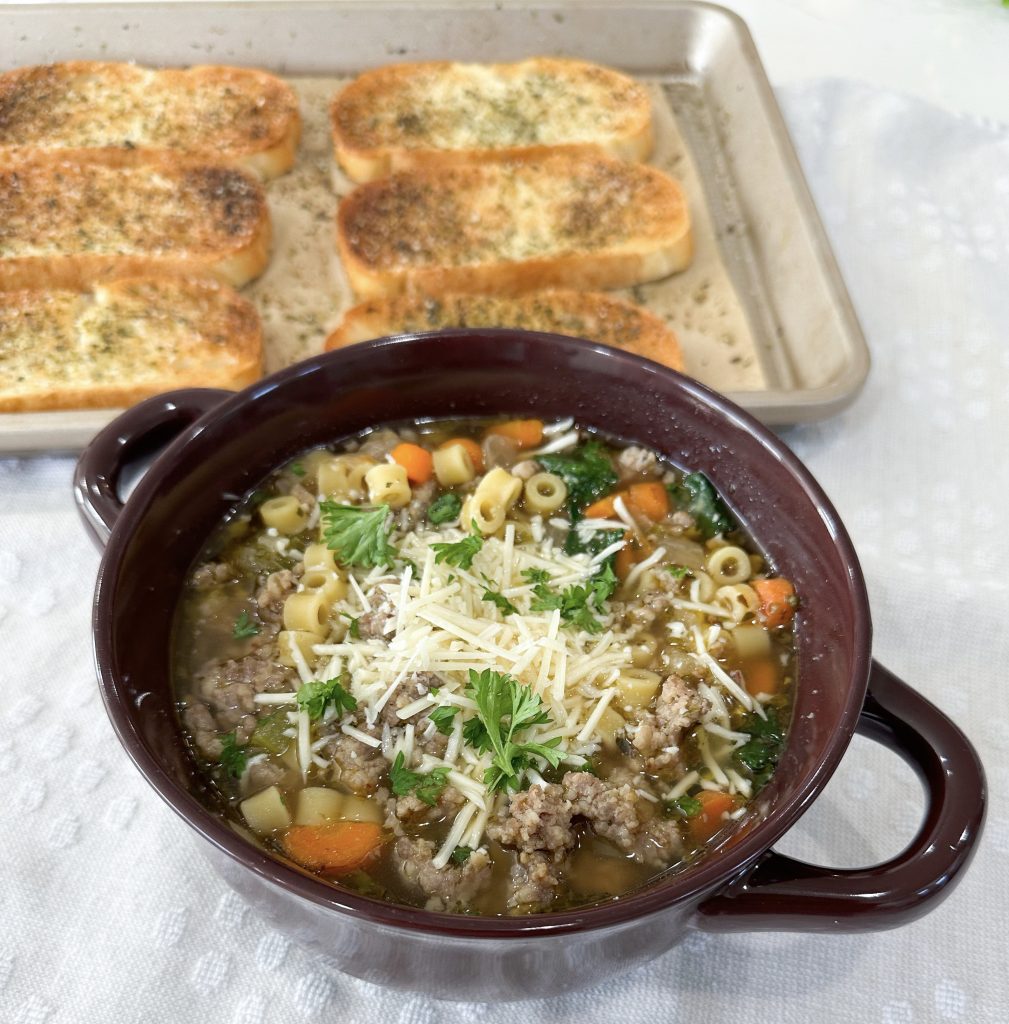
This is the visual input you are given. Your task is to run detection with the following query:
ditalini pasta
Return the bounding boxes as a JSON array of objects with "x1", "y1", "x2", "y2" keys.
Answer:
[{"x1": 174, "y1": 418, "x2": 798, "y2": 914}]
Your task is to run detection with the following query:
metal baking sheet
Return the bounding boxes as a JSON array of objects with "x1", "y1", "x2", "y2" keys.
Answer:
[{"x1": 0, "y1": 0, "x2": 870, "y2": 454}]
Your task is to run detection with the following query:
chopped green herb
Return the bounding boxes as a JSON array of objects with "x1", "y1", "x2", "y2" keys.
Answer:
[
  {"x1": 529, "y1": 562, "x2": 616, "y2": 635},
  {"x1": 734, "y1": 709, "x2": 785, "y2": 788},
  {"x1": 667, "y1": 564, "x2": 692, "y2": 580},
  {"x1": 398, "y1": 556, "x2": 419, "y2": 575},
  {"x1": 432, "y1": 520, "x2": 483, "y2": 569},
  {"x1": 667, "y1": 794, "x2": 703, "y2": 818},
  {"x1": 296, "y1": 674, "x2": 357, "y2": 721},
  {"x1": 218, "y1": 731, "x2": 248, "y2": 778},
  {"x1": 232, "y1": 609, "x2": 259, "y2": 639},
  {"x1": 482, "y1": 586, "x2": 518, "y2": 616},
  {"x1": 249, "y1": 709, "x2": 291, "y2": 755},
  {"x1": 428, "y1": 492, "x2": 462, "y2": 525},
  {"x1": 465, "y1": 669, "x2": 563, "y2": 792},
  {"x1": 290, "y1": 462, "x2": 306, "y2": 477},
  {"x1": 429, "y1": 704, "x2": 460, "y2": 736},
  {"x1": 321, "y1": 501, "x2": 397, "y2": 568},
  {"x1": 669, "y1": 472, "x2": 735, "y2": 539},
  {"x1": 537, "y1": 441, "x2": 618, "y2": 520},
  {"x1": 340, "y1": 613, "x2": 361, "y2": 640},
  {"x1": 521, "y1": 567, "x2": 552, "y2": 585},
  {"x1": 450, "y1": 846, "x2": 473, "y2": 865},
  {"x1": 389, "y1": 752, "x2": 450, "y2": 806}
]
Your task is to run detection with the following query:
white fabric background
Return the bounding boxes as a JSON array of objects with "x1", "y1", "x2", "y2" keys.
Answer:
[{"x1": 1, "y1": 77, "x2": 1008, "y2": 1024}]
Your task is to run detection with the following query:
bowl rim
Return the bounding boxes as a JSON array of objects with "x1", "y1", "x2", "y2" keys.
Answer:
[{"x1": 91, "y1": 329, "x2": 871, "y2": 939}]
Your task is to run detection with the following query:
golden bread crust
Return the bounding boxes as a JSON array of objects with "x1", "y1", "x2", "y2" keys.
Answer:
[
  {"x1": 324, "y1": 289, "x2": 684, "y2": 371},
  {"x1": 0, "y1": 62, "x2": 301, "y2": 178},
  {"x1": 331, "y1": 57, "x2": 652, "y2": 182},
  {"x1": 0, "y1": 276, "x2": 262, "y2": 412}
]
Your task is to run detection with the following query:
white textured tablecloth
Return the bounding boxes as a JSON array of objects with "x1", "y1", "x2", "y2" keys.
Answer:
[{"x1": 2, "y1": 79, "x2": 1008, "y2": 1023}]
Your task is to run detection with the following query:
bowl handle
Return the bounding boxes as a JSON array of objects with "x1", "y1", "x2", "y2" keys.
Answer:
[
  {"x1": 73, "y1": 388, "x2": 232, "y2": 549},
  {"x1": 696, "y1": 660, "x2": 986, "y2": 932}
]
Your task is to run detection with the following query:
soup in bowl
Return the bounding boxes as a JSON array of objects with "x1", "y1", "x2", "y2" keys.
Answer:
[{"x1": 76, "y1": 330, "x2": 984, "y2": 1000}]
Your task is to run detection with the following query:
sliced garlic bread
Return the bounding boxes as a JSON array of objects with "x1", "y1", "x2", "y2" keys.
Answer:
[
  {"x1": 324, "y1": 289, "x2": 684, "y2": 371},
  {"x1": 331, "y1": 57, "x2": 653, "y2": 182},
  {"x1": 0, "y1": 277, "x2": 262, "y2": 412},
  {"x1": 336, "y1": 155, "x2": 692, "y2": 299},
  {"x1": 0, "y1": 160, "x2": 270, "y2": 290},
  {"x1": 0, "y1": 62, "x2": 301, "y2": 178}
]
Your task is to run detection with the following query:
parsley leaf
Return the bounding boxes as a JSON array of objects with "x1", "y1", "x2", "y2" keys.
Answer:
[
  {"x1": 389, "y1": 751, "x2": 450, "y2": 806},
  {"x1": 429, "y1": 704, "x2": 460, "y2": 736},
  {"x1": 290, "y1": 462, "x2": 306, "y2": 477},
  {"x1": 521, "y1": 567, "x2": 552, "y2": 585},
  {"x1": 450, "y1": 845, "x2": 473, "y2": 865},
  {"x1": 232, "y1": 609, "x2": 260, "y2": 639},
  {"x1": 530, "y1": 563, "x2": 617, "y2": 635},
  {"x1": 537, "y1": 442, "x2": 618, "y2": 520},
  {"x1": 465, "y1": 669, "x2": 563, "y2": 792},
  {"x1": 481, "y1": 586, "x2": 518, "y2": 616},
  {"x1": 431, "y1": 520, "x2": 483, "y2": 569},
  {"x1": 321, "y1": 501, "x2": 397, "y2": 568},
  {"x1": 218, "y1": 731, "x2": 248, "y2": 778},
  {"x1": 667, "y1": 794, "x2": 703, "y2": 818},
  {"x1": 428, "y1": 492, "x2": 462, "y2": 525},
  {"x1": 462, "y1": 715, "x2": 491, "y2": 752},
  {"x1": 340, "y1": 613, "x2": 361, "y2": 640},
  {"x1": 296, "y1": 675, "x2": 357, "y2": 721},
  {"x1": 669, "y1": 472, "x2": 735, "y2": 539},
  {"x1": 667, "y1": 564, "x2": 692, "y2": 580}
]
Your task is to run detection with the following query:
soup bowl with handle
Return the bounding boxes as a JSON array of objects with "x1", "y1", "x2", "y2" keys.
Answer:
[{"x1": 74, "y1": 330, "x2": 985, "y2": 1001}]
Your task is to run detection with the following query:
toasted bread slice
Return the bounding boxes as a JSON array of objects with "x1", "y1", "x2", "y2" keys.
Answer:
[
  {"x1": 0, "y1": 62, "x2": 300, "y2": 179},
  {"x1": 336, "y1": 155, "x2": 692, "y2": 299},
  {"x1": 0, "y1": 160, "x2": 270, "y2": 290},
  {"x1": 0, "y1": 277, "x2": 262, "y2": 412},
  {"x1": 324, "y1": 289, "x2": 684, "y2": 371},
  {"x1": 331, "y1": 57, "x2": 653, "y2": 182}
]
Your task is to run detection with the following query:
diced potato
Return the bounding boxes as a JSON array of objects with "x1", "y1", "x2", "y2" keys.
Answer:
[
  {"x1": 339, "y1": 795, "x2": 383, "y2": 823},
  {"x1": 595, "y1": 707, "x2": 627, "y2": 748},
  {"x1": 731, "y1": 623, "x2": 772, "y2": 659},
  {"x1": 241, "y1": 785, "x2": 292, "y2": 835},
  {"x1": 615, "y1": 668, "x2": 662, "y2": 710},
  {"x1": 277, "y1": 629, "x2": 317, "y2": 668},
  {"x1": 295, "y1": 787, "x2": 346, "y2": 826}
]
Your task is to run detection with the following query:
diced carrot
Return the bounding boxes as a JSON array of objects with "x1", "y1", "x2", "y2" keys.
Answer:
[
  {"x1": 626, "y1": 482, "x2": 669, "y2": 522},
  {"x1": 390, "y1": 442, "x2": 433, "y2": 485},
  {"x1": 614, "y1": 532, "x2": 651, "y2": 580},
  {"x1": 282, "y1": 821, "x2": 383, "y2": 876},
  {"x1": 753, "y1": 577, "x2": 798, "y2": 629},
  {"x1": 439, "y1": 437, "x2": 484, "y2": 473},
  {"x1": 689, "y1": 791, "x2": 739, "y2": 843},
  {"x1": 584, "y1": 492, "x2": 622, "y2": 519},
  {"x1": 743, "y1": 657, "x2": 780, "y2": 697},
  {"x1": 486, "y1": 419, "x2": 544, "y2": 449}
]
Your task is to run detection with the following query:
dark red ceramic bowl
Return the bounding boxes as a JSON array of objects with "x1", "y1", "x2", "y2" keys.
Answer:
[{"x1": 75, "y1": 331, "x2": 985, "y2": 1001}]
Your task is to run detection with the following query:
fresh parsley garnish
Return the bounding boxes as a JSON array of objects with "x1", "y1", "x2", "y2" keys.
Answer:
[
  {"x1": 429, "y1": 704, "x2": 460, "y2": 736},
  {"x1": 450, "y1": 846, "x2": 473, "y2": 865},
  {"x1": 341, "y1": 613, "x2": 361, "y2": 640},
  {"x1": 734, "y1": 709, "x2": 785, "y2": 788},
  {"x1": 290, "y1": 462, "x2": 306, "y2": 477},
  {"x1": 667, "y1": 794, "x2": 703, "y2": 818},
  {"x1": 669, "y1": 472, "x2": 735, "y2": 539},
  {"x1": 218, "y1": 731, "x2": 248, "y2": 778},
  {"x1": 389, "y1": 752, "x2": 450, "y2": 806},
  {"x1": 529, "y1": 562, "x2": 617, "y2": 634},
  {"x1": 481, "y1": 586, "x2": 518, "y2": 616},
  {"x1": 431, "y1": 520, "x2": 483, "y2": 569},
  {"x1": 537, "y1": 441, "x2": 618, "y2": 520},
  {"x1": 321, "y1": 500, "x2": 397, "y2": 568},
  {"x1": 428, "y1": 492, "x2": 462, "y2": 525},
  {"x1": 667, "y1": 564, "x2": 692, "y2": 580},
  {"x1": 398, "y1": 556, "x2": 419, "y2": 575},
  {"x1": 464, "y1": 669, "x2": 563, "y2": 792},
  {"x1": 521, "y1": 567, "x2": 552, "y2": 585},
  {"x1": 296, "y1": 675, "x2": 357, "y2": 721},
  {"x1": 232, "y1": 609, "x2": 260, "y2": 639}
]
